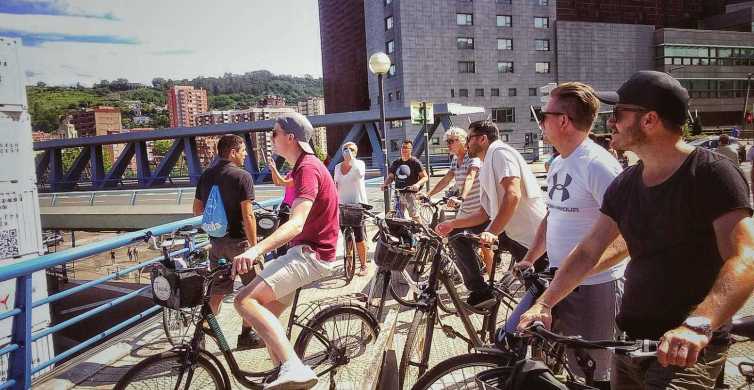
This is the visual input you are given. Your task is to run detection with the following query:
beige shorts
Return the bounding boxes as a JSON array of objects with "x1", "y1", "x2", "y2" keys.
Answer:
[{"x1": 258, "y1": 245, "x2": 338, "y2": 305}]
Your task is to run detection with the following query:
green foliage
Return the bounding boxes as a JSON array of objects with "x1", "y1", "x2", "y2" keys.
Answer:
[
  {"x1": 313, "y1": 145, "x2": 327, "y2": 162},
  {"x1": 27, "y1": 71, "x2": 323, "y2": 133},
  {"x1": 152, "y1": 140, "x2": 173, "y2": 156}
]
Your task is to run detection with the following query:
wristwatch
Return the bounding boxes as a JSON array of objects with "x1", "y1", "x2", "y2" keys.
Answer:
[{"x1": 682, "y1": 316, "x2": 713, "y2": 338}]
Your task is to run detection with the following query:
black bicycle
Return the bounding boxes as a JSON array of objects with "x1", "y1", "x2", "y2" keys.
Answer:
[
  {"x1": 116, "y1": 258, "x2": 380, "y2": 390},
  {"x1": 474, "y1": 323, "x2": 658, "y2": 390},
  {"x1": 417, "y1": 195, "x2": 451, "y2": 229},
  {"x1": 339, "y1": 203, "x2": 370, "y2": 284},
  {"x1": 396, "y1": 227, "x2": 521, "y2": 389}
]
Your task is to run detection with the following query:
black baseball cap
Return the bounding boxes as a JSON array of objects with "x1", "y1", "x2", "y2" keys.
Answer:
[{"x1": 596, "y1": 70, "x2": 689, "y2": 126}]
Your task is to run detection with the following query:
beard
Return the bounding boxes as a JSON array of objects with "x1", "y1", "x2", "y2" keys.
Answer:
[{"x1": 611, "y1": 120, "x2": 647, "y2": 151}]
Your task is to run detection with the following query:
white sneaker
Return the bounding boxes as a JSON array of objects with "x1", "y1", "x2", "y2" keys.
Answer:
[{"x1": 264, "y1": 360, "x2": 318, "y2": 390}]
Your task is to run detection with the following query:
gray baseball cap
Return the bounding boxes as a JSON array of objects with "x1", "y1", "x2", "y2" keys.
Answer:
[{"x1": 274, "y1": 113, "x2": 314, "y2": 154}]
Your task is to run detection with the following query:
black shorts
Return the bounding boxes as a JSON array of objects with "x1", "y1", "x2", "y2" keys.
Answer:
[
  {"x1": 341, "y1": 225, "x2": 367, "y2": 243},
  {"x1": 208, "y1": 236, "x2": 255, "y2": 295}
]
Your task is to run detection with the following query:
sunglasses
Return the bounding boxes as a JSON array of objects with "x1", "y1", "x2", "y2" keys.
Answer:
[
  {"x1": 610, "y1": 106, "x2": 650, "y2": 122},
  {"x1": 446, "y1": 138, "x2": 460, "y2": 144},
  {"x1": 530, "y1": 106, "x2": 568, "y2": 128}
]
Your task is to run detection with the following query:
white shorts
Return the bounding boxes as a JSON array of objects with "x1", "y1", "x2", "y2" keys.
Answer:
[{"x1": 258, "y1": 245, "x2": 338, "y2": 305}]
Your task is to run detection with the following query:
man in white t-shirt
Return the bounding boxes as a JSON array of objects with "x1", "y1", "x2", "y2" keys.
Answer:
[
  {"x1": 516, "y1": 83, "x2": 629, "y2": 389},
  {"x1": 334, "y1": 141, "x2": 370, "y2": 275},
  {"x1": 436, "y1": 120, "x2": 547, "y2": 308}
]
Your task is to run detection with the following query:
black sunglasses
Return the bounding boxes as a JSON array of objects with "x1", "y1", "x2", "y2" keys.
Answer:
[
  {"x1": 610, "y1": 106, "x2": 650, "y2": 122},
  {"x1": 531, "y1": 106, "x2": 569, "y2": 127}
]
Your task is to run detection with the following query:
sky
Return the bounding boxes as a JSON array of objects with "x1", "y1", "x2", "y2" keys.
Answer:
[{"x1": 0, "y1": 0, "x2": 323, "y2": 86}]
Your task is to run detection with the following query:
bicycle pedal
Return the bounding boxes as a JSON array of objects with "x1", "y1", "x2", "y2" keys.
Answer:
[{"x1": 441, "y1": 325, "x2": 456, "y2": 338}]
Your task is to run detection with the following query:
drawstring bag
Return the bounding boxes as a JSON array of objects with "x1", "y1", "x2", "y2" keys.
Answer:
[{"x1": 202, "y1": 185, "x2": 228, "y2": 238}]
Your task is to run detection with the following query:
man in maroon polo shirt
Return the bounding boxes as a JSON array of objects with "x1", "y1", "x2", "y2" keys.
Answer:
[{"x1": 232, "y1": 112, "x2": 339, "y2": 390}]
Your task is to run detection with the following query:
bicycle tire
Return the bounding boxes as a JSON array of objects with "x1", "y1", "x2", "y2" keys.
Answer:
[
  {"x1": 162, "y1": 307, "x2": 198, "y2": 346},
  {"x1": 115, "y1": 350, "x2": 226, "y2": 390},
  {"x1": 343, "y1": 230, "x2": 356, "y2": 284},
  {"x1": 488, "y1": 293, "x2": 519, "y2": 344},
  {"x1": 399, "y1": 310, "x2": 436, "y2": 389},
  {"x1": 293, "y1": 305, "x2": 379, "y2": 389},
  {"x1": 411, "y1": 352, "x2": 510, "y2": 390},
  {"x1": 366, "y1": 270, "x2": 390, "y2": 321},
  {"x1": 418, "y1": 204, "x2": 435, "y2": 227}
]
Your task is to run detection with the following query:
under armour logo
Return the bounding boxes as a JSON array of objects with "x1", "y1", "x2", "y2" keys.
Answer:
[{"x1": 549, "y1": 173, "x2": 572, "y2": 202}]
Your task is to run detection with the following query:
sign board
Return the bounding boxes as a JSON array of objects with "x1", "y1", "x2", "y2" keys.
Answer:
[
  {"x1": 410, "y1": 101, "x2": 434, "y2": 125},
  {"x1": 539, "y1": 83, "x2": 557, "y2": 104}
]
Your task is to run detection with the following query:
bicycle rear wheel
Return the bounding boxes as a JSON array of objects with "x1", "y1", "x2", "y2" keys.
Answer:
[
  {"x1": 115, "y1": 351, "x2": 225, "y2": 390},
  {"x1": 294, "y1": 305, "x2": 379, "y2": 389},
  {"x1": 366, "y1": 269, "x2": 390, "y2": 321},
  {"x1": 343, "y1": 230, "x2": 356, "y2": 284}
]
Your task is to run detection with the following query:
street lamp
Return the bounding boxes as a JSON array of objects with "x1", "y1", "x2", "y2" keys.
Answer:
[{"x1": 369, "y1": 52, "x2": 392, "y2": 212}]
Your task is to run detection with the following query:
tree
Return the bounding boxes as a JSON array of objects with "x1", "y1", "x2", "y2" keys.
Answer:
[
  {"x1": 313, "y1": 145, "x2": 327, "y2": 162},
  {"x1": 152, "y1": 140, "x2": 173, "y2": 156}
]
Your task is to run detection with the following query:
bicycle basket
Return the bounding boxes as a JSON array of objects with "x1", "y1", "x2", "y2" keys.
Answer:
[
  {"x1": 150, "y1": 264, "x2": 204, "y2": 309},
  {"x1": 339, "y1": 204, "x2": 365, "y2": 227},
  {"x1": 255, "y1": 210, "x2": 279, "y2": 237},
  {"x1": 373, "y1": 234, "x2": 415, "y2": 271}
]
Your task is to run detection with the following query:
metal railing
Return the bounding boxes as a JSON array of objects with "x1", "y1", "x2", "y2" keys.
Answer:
[
  {"x1": 0, "y1": 198, "x2": 280, "y2": 389},
  {"x1": 39, "y1": 187, "x2": 198, "y2": 208}
]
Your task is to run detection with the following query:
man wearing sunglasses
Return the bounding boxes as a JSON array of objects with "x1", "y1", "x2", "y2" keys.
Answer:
[
  {"x1": 519, "y1": 71, "x2": 754, "y2": 389},
  {"x1": 436, "y1": 120, "x2": 547, "y2": 308},
  {"x1": 232, "y1": 113, "x2": 340, "y2": 389},
  {"x1": 519, "y1": 83, "x2": 629, "y2": 389}
]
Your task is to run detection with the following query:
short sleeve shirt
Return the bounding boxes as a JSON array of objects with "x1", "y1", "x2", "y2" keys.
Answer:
[
  {"x1": 451, "y1": 154, "x2": 482, "y2": 218},
  {"x1": 390, "y1": 157, "x2": 425, "y2": 189},
  {"x1": 334, "y1": 159, "x2": 368, "y2": 205},
  {"x1": 290, "y1": 154, "x2": 340, "y2": 261},
  {"x1": 195, "y1": 159, "x2": 255, "y2": 239},
  {"x1": 601, "y1": 147, "x2": 752, "y2": 339}
]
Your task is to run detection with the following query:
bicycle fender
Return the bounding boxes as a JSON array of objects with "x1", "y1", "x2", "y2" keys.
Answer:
[{"x1": 198, "y1": 349, "x2": 232, "y2": 390}]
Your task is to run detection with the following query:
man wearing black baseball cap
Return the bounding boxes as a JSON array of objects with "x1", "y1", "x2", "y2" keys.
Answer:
[{"x1": 519, "y1": 71, "x2": 754, "y2": 389}]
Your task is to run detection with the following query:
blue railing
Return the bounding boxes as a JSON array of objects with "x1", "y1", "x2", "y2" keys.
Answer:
[{"x1": 0, "y1": 198, "x2": 280, "y2": 389}]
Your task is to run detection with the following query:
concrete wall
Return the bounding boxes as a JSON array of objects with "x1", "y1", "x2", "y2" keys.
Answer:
[{"x1": 555, "y1": 21, "x2": 655, "y2": 91}]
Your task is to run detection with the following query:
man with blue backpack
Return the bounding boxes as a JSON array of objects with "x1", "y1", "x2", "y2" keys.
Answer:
[{"x1": 194, "y1": 134, "x2": 262, "y2": 350}]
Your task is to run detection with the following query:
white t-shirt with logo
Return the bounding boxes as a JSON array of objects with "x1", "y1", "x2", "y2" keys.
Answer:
[
  {"x1": 479, "y1": 140, "x2": 547, "y2": 248},
  {"x1": 546, "y1": 138, "x2": 627, "y2": 285},
  {"x1": 334, "y1": 159, "x2": 368, "y2": 205}
]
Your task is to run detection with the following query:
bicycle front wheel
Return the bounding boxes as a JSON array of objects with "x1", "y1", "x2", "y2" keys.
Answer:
[
  {"x1": 418, "y1": 204, "x2": 435, "y2": 227},
  {"x1": 294, "y1": 305, "x2": 379, "y2": 389},
  {"x1": 163, "y1": 307, "x2": 198, "y2": 346},
  {"x1": 411, "y1": 353, "x2": 508, "y2": 390},
  {"x1": 399, "y1": 310, "x2": 436, "y2": 389},
  {"x1": 115, "y1": 351, "x2": 225, "y2": 390},
  {"x1": 343, "y1": 230, "x2": 356, "y2": 284}
]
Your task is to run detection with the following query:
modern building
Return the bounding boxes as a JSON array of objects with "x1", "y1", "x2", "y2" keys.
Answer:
[
  {"x1": 364, "y1": 0, "x2": 556, "y2": 159},
  {"x1": 297, "y1": 97, "x2": 328, "y2": 155},
  {"x1": 166, "y1": 86, "x2": 208, "y2": 128},
  {"x1": 70, "y1": 106, "x2": 122, "y2": 137},
  {"x1": 318, "y1": 0, "x2": 372, "y2": 157},
  {"x1": 193, "y1": 107, "x2": 298, "y2": 165},
  {"x1": 556, "y1": 0, "x2": 726, "y2": 28}
]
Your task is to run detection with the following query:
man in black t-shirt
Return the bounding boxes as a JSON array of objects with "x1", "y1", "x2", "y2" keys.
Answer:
[
  {"x1": 194, "y1": 134, "x2": 262, "y2": 350},
  {"x1": 381, "y1": 139, "x2": 428, "y2": 221},
  {"x1": 519, "y1": 71, "x2": 754, "y2": 389}
]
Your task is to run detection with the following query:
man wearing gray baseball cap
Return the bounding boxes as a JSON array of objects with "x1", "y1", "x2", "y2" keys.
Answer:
[
  {"x1": 519, "y1": 71, "x2": 754, "y2": 389},
  {"x1": 232, "y1": 112, "x2": 341, "y2": 389}
]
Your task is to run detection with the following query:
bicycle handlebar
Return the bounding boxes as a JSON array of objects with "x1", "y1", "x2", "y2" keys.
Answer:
[{"x1": 525, "y1": 322, "x2": 658, "y2": 358}]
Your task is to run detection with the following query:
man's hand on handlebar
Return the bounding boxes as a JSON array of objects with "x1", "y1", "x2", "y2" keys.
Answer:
[
  {"x1": 435, "y1": 221, "x2": 454, "y2": 237},
  {"x1": 513, "y1": 258, "x2": 535, "y2": 275},
  {"x1": 232, "y1": 247, "x2": 260, "y2": 279},
  {"x1": 479, "y1": 231, "x2": 498, "y2": 246},
  {"x1": 406, "y1": 184, "x2": 420, "y2": 192},
  {"x1": 446, "y1": 196, "x2": 462, "y2": 209},
  {"x1": 518, "y1": 302, "x2": 554, "y2": 331}
]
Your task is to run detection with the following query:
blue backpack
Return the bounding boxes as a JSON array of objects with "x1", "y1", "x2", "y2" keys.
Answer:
[{"x1": 201, "y1": 185, "x2": 228, "y2": 238}]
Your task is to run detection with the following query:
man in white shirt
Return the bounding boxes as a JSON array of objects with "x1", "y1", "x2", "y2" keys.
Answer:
[
  {"x1": 334, "y1": 141, "x2": 369, "y2": 275},
  {"x1": 516, "y1": 83, "x2": 629, "y2": 389},
  {"x1": 436, "y1": 120, "x2": 547, "y2": 308}
]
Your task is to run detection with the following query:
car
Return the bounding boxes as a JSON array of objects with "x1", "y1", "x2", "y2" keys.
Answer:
[{"x1": 688, "y1": 135, "x2": 739, "y2": 150}]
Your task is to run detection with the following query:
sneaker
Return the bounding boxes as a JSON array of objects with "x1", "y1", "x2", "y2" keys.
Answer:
[
  {"x1": 264, "y1": 360, "x2": 318, "y2": 390},
  {"x1": 237, "y1": 331, "x2": 266, "y2": 350},
  {"x1": 466, "y1": 289, "x2": 495, "y2": 309}
]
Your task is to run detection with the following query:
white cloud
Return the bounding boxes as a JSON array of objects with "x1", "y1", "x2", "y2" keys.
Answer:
[{"x1": 4, "y1": 0, "x2": 323, "y2": 86}]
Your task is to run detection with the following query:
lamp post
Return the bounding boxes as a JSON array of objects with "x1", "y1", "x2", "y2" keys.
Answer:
[{"x1": 369, "y1": 52, "x2": 392, "y2": 212}]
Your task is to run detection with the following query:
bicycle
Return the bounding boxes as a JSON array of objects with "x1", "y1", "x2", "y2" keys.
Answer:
[
  {"x1": 474, "y1": 323, "x2": 659, "y2": 390},
  {"x1": 159, "y1": 225, "x2": 210, "y2": 346},
  {"x1": 339, "y1": 203, "x2": 370, "y2": 284},
  {"x1": 718, "y1": 314, "x2": 754, "y2": 389},
  {"x1": 417, "y1": 195, "x2": 450, "y2": 229},
  {"x1": 116, "y1": 258, "x2": 380, "y2": 390},
  {"x1": 395, "y1": 227, "x2": 520, "y2": 389},
  {"x1": 409, "y1": 269, "x2": 560, "y2": 390},
  {"x1": 387, "y1": 186, "x2": 420, "y2": 220}
]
